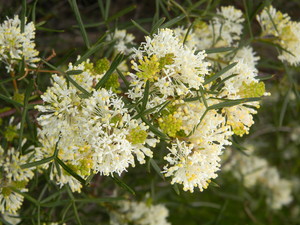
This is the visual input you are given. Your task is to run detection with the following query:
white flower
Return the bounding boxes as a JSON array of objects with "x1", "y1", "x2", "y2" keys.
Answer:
[
  {"x1": 224, "y1": 145, "x2": 293, "y2": 210},
  {"x1": 163, "y1": 107, "x2": 232, "y2": 192},
  {"x1": 257, "y1": 6, "x2": 300, "y2": 65},
  {"x1": 218, "y1": 61, "x2": 267, "y2": 136},
  {"x1": 81, "y1": 89, "x2": 157, "y2": 176},
  {"x1": 232, "y1": 46, "x2": 260, "y2": 71},
  {"x1": 0, "y1": 190, "x2": 24, "y2": 214},
  {"x1": 0, "y1": 15, "x2": 39, "y2": 71},
  {"x1": 2, "y1": 212, "x2": 21, "y2": 225},
  {"x1": 106, "y1": 29, "x2": 135, "y2": 55},
  {"x1": 110, "y1": 200, "x2": 171, "y2": 225},
  {"x1": 183, "y1": 6, "x2": 244, "y2": 50},
  {"x1": 35, "y1": 68, "x2": 157, "y2": 191},
  {"x1": 127, "y1": 28, "x2": 210, "y2": 114},
  {"x1": 0, "y1": 144, "x2": 34, "y2": 214},
  {"x1": 212, "y1": 6, "x2": 245, "y2": 47}
]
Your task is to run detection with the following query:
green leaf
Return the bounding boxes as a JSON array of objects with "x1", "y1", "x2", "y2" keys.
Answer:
[
  {"x1": 75, "y1": 197, "x2": 124, "y2": 203},
  {"x1": 243, "y1": 0, "x2": 253, "y2": 39},
  {"x1": 94, "y1": 53, "x2": 124, "y2": 90},
  {"x1": 69, "y1": 0, "x2": 90, "y2": 49},
  {"x1": 150, "y1": 17, "x2": 166, "y2": 34},
  {"x1": 72, "y1": 201, "x2": 82, "y2": 225},
  {"x1": 12, "y1": 188, "x2": 39, "y2": 205},
  {"x1": 66, "y1": 70, "x2": 83, "y2": 75},
  {"x1": 40, "y1": 200, "x2": 71, "y2": 207},
  {"x1": 211, "y1": 74, "x2": 238, "y2": 91},
  {"x1": 18, "y1": 78, "x2": 34, "y2": 153},
  {"x1": 231, "y1": 136, "x2": 249, "y2": 156},
  {"x1": 111, "y1": 174, "x2": 135, "y2": 195},
  {"x1": 183, "y1": 21, "x2": 194, "y2": 45},
  {"x1": 204, "y1": 47, "x2": 235, "y2": 54},
  {"x1": 198, "y1": 87, "x2": 208, "y2": 108},
  {"x1": 160, "y1": 14, "x2": 185, "y2": 28},
  {"x1": 21, "y1": 0, "x2": 26, "y2": 33},
  {"x1": 98, "y1": 0, "x2": 110, "y2": 21},
  {"x1": 0, "y1": 74, "x2": 23, "y2": 84},
  {"x1": 84, "y1": 172, "x2": 95, "y2": 185},
  {"x1": 131, "y1": 19, "x2": 150, "y2": 35},
  {"x1": 36, "y1": 27, "x2": 65, "y2": 33},
  {"x1": 21, "y1": 156, "x2": 54, "y2": 169},
  {"x1": 279, "y1": 89, "x2": 290, "y2": 127},
  {"x1": 255, "y1": 74, "x2": 274, "y2": 81},
  {"x1": 74, "y1": 39, "x2": 109, "y2": 66},
  {"x1": 0, "y1": 94, "x2": 23, "y2": 107},
  {"x1": 203, "y1": 62, "x2": 238, "y2": 85},
  {"x1": 55, "y1": 157, "x2": 86, "y2": 184},
  {"x1": 41, "y1": 59, "x2": 92, "y2": 98},
  {"x1": 172, "y1": 183, "x2": 180, "y2": 195},
  {"x1": 40, "y1": 189, "x2": 65, "y2": 204},
  {"x1": 116, "y1": 69, "x2": 130, "y2": 89},
  {"x1": 106, "y1": 5, "x2": 136, "y2": 23},
  {"x1": 141, "y1": 81, "x2": 150, "y2": 110},
  {"x1": 141, "y1": 115, "x2": 169, "y2": 140},
  {"x1": 214, "y1": 200, "x2": 229, "y2": 224},
  {"x1": 149, "y1": 159, "x2": 165, "y2": 180},
  {"x1": 65, "y1": 73, "x2": 91, "y2": 98},
  {"x1": 256, "y1": 38, "x2": 295, "y2": 56},
  {"x1": 31, "y1": 0, "x2": 38, "y2": 23},
  {"x1": 207, "y1": 97, "x2": 260, "y2": 110}
]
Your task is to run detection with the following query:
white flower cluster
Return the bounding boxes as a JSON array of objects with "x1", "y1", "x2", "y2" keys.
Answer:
[
  {"x1": 175, "y1": 6, "x2": 245, "y2": 50},
  {"x1": 106, "y1": 29, "x2": 135, "y2": 55},
  {"x1": 257, "y1": 6, "x2": 300, "y2": 65},
  {"x1": 127, "y1": 28, "x2": 235, "y2": 192},
  {"x1": 219, "y1": 57, "x2": 267, "y2": 136},
  {"x1": 34, "y1": 6, "x2": 268, "y2": 194},
  {"x1": 211, "y1": 6, "x2": 245, "y2": 47},
  {"x1": 223, "y1": 145, "x2": 293, "y2": 210},
  {"x1": 34, "y1": 59, "x2": 157, "y2": 192},
  {"x1": 110, "y1": 199, "x2": 171, "y2": 225},
  {"x1": 162, "y1": 102, "x2": 232, "y2": 192},
  {"x1": 0, "y1": 143, "x2": 34, "y2": 214},
  {"x1": 128, "y1": 28, "x2": 210, "y2": 109},
  {"x1": 174, "y1": 6, "x2": 267, "y2": 138},
  {"x1": 0, "y1": 15, "x2": 39, "y2": 72},
  {"x1": 125, "y1": 11, "x2": 267, "y2": 191}
]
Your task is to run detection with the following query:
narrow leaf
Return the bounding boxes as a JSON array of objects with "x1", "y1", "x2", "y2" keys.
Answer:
[
  {"x1": 0, "y1": 94, "x2": 23, "y2": 107},
  {"x1": 150, "y1": 159, "x2": 165, "y2": 180},
  {"x1": 204, "y1": 47, "x2": 235, "y2": 54},
  {"x1": 75, "y1": 40, "x2": 109, "y2": 65},
  {"x1": 150, "y1": 17, "x2": 166, "y2": 34},
  {"x1": 66, "y1": 70, "x2": 83, "y2": 75},
  {"x1": 75, "y1": 197, "x2": 124, "y2": 203},
  {"x1": 131, "y1": 19, "x2": 150, "y2": 35},
  {"x1": 69, "y1": 0, "x2": 90, "y2": 49},
  {"x1": 116, "y1": 69, "x2": 130, "y2": 89},
  {"x1": 18, "y1": 79, "x2": 34, "y2": 153},
  {"x1": 279, "y1": 89, "x2": 290, "y2": 127},
  {"x1": 111, "y1": 174, "x2": 135, "y2": 195},
  {"x1": 160, "y1": 14, "x2": 185, "y2": 28},
  {"x1": 106, "y1": 5, "x2": 136, "y2": 23},
  {"x1": 21, "y1": 156, "x2": 54, "y2": 169},
  {"x1": 203, "y1": 62, "x2": 238, "y2": 85},
  {"x1": 55, "y1": 157, "x2": 86, "y2": 184},
  {"x1": 207, "y1": 97, "x2": 260, "y2": 110},
  {"x1": 141, "y1": 115, "x2": 169, "y2": 140},
  {"x1": 95, "y1": 53, "x2": 124, "y2": 90}
]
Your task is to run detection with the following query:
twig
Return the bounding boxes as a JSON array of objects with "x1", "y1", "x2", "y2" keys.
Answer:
[
  {"x1": 18, "y1": 49, "x2": 58, "y2": 81},
  {"x1": 0, "y1": 100, "x2": 43, "y2": 118},
  {"x1": 10, "y1": 70, "x2": 18, "y2": 92}
]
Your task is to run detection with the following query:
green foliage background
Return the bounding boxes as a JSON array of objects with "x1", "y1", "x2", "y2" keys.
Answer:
[{"x1": 0, "y1": 0, "x2": 299, "y2": 224}]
